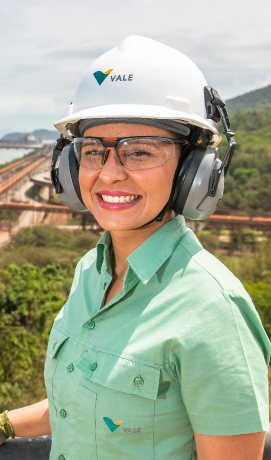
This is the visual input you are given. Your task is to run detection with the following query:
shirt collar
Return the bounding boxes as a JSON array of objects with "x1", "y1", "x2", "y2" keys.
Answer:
[
  {"x1": 96, "y1": 230, "x2": 112, "y2": 274},
  {"x1": 96, "y1": 215, "x2": 187, "y2": 282},
  {"x1": 127, "y1": 215, "x2": 187, "y2": 284}
]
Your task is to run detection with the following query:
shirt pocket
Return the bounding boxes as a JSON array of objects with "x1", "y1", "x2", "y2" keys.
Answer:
[
  {"x1": 75, "y1": 350, "x2": 160, "y2": 460},
  {"x1": 44, "y1": 328, "x2": 69, "y2": 409}
]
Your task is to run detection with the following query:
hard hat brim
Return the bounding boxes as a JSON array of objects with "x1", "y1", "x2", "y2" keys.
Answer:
[{"x1": 54, "y1": 105, "x2": 221, "y2": 146}]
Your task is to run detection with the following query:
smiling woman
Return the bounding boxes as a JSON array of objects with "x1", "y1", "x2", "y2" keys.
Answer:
[
  {"x1": 78, "y1": 123, "x2": 182, "y2": 231},
  {"x1": 1, "y1": 35, "x2": 270, "y2": 460}
]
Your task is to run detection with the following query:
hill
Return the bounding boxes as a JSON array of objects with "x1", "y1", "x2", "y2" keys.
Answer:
[
  {"x1": 1, "y1": 131, "x2": 24, "y2": 141},
  {"x1": 226, "y1": 84, "x2": 271, "y2": 114},
  {"x1": 33, "y1": 129, "x2": 59, "y2": 141},
  {"x1": 1, "y1": 128, "x2": 59, "y2": 141},
  {"x1": 219, "y1": 109, "x2": 271, "y2": 213}
]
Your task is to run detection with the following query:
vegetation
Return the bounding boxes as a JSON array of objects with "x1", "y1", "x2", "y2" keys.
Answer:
[
  {"x1": 218, "y1": 109, "x2": 271, "y2": 213},
  {"x1": 226, "y1": 84, "x2": 271, "y2": 114},
  {"x1": 0, "y1": 227, "x2": 99, "y2": 411},
  {"x1": 0, "y1": 225, "x2": 270, "y2": 414}
]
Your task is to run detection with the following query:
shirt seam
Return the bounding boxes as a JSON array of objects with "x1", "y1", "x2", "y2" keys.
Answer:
[
  {"x1": 178, "y1": 237, "x2": 234, "y2": 291},
  {"x1": 187, "y1": 405, "x2": 269, "y2": 419},
  {"x1": 223, "y1": 290, "x2": 263, "y2": 406},
  {"x1": 52, "y1": 326, "x2": 171, "y2": 367},
  {"x1": 53, "y1": 326, "x2": 171, "y2": 368}
]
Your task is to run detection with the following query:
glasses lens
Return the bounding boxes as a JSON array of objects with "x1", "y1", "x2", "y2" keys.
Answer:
[
  {"x1": 118, "y1": 138, "x2": 176, "y2": 170},
  {"x1": 74, "y1": 139, "x2": 104, "y2": 169}
]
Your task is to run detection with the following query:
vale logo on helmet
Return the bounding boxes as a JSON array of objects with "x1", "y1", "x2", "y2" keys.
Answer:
[{"x1": 93, "y1": 69, "x2": 133, "y2": 86}]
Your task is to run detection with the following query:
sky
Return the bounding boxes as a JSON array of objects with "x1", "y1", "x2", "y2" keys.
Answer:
[{"x1": 1, "y1": 0, "x2": 271, "y2": 134}]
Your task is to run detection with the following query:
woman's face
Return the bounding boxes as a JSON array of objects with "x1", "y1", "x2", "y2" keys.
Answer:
[{"x1": 79, "y1": 123, "x2": 181, "y2": 231}]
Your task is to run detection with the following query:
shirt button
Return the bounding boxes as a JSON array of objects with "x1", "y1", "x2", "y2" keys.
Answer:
[
  {"x1": 52, "y1": 342, "x2": 57, "y2": 350},
  {"x1": 90, "y1": 362, "x2": 98, "y2": 371},
  {"x1": 87, "y1": 321, "x2": 95, "y2": 329},
  {"x1": 59, "y1": 409, "x2": 67, "y2": 418},
  {"x1": 134, "y1": 377, "x2": 144, "y2": 387},
  {"x1": 58, "y1": 455, "x2": 65, "y2": 460},
  {"x1": 66, "y1": 363, "x2": 74, "y2": 373}
]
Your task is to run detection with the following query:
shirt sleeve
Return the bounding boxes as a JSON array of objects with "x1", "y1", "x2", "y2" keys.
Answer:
[{"x1": 169, "y1": 289, "x2": 271, "y2": 435}]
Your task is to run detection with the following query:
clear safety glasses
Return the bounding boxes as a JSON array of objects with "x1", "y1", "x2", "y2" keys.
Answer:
[{"x1": 73, "y1": 136, "x2": 188, "y2": 171}]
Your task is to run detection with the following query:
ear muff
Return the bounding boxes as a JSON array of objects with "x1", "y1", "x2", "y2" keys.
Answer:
[
  {"x1": 173, "y1": 146, "x2": 224, "y2": 220},
  {"x1": 58, "y1": 144, "x2": 88, "y2": 212}
]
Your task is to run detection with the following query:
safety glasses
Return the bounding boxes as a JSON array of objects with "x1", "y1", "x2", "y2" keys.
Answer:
[{"x1": 73, "y1": 136, "x2": 188, "y2": 171}]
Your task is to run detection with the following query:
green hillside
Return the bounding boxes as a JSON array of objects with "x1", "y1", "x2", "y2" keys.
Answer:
[
  {"x1": 219, "y1": 109, "x2": 271, "y2": 213},
  {"x1": 226, "y1": 84, "x2": 271, "y2": 114}
]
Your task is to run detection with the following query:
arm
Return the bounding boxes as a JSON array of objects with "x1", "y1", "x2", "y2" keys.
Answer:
[
  {"x1": 7, "y1": 399, "x2": 51, "y2": 437},
  {"x1": 194, "y1": 431, "x2": 266, "y2": 460}
]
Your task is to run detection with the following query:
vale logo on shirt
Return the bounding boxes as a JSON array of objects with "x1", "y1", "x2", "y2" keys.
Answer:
[{"x1": 103, "y1": 417, "x2": 122, "y2": 432}]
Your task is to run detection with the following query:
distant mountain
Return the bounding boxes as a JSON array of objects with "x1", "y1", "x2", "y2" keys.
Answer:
[
  {"x1": 33, "y1": 129, "x2": 59, "y2": 141},
  {"x1": 226, "y1": 84, "x2": 271, "y2": 114},
  {"x1": 1, "y1": 129, "x2": 59, "y2": 141},
  {"x1": 1, "y1": 132, "x2": 24, "y2": 141}
]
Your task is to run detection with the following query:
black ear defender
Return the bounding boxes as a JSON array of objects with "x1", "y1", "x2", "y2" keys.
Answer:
[
  {"x1": 51, "y1": 87, "x2": 236, "y2": 219},
  {"x1": 51, "y1": 137, "x2": 87, "y2": 212},
  {"x1": 154, "y1": 86, "x2": 236, "y2": 221}
]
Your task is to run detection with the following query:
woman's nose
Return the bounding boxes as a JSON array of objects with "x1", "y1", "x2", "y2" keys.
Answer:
[{"x1": 98, "y1": 148, "x2": 128, "y2": 183}]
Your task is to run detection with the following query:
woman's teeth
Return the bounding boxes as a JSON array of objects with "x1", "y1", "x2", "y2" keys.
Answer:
[{"x1": 101, "y1": 195, "x2": 139, "y2": 203}]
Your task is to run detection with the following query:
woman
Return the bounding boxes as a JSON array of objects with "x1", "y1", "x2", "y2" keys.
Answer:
[{"x1": 0, "y1": 36, "x2": 270, "y2": 460}]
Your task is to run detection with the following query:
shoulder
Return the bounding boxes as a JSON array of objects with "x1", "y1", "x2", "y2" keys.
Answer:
[
  {"x1": 168, "y1": 229, "x2": 270, "y2": 364},
  {"x1": 175, "y1": 228, "x2": 245, "y2": 295}
]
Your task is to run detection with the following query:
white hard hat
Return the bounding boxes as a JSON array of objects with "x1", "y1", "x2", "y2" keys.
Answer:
[{"x1": 54, "y1": 35, "x2": 221, "y2": 146}]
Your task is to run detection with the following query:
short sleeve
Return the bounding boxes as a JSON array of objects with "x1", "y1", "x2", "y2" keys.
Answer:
[{"x1": 169, "y1": 290, "x2": 271, "y2": 435}]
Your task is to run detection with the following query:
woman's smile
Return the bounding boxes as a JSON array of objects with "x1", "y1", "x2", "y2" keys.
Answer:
[{"x1": 97, "y1": 191, "x2": 141, "y2": 210}]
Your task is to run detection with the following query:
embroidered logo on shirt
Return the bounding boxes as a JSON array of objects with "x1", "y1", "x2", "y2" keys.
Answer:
[
  {"x1": 122, "y1": 427, "x2": 141, "y2": 433},
  {"x1": 103, "y1": 417, "x2": 122, "y2": 432}
]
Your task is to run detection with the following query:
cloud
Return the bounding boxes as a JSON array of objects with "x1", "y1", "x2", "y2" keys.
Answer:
[{"x1": 1, "y1": 0, "x2": 271, "y2": 130}]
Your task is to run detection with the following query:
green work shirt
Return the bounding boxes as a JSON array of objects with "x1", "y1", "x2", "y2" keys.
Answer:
[{"x1": 44, "y1": 215, "x2": 271, "y2": 460}]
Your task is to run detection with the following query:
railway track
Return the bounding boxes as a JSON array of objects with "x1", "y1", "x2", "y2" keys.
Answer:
[
  {"x1": 0, "y1": 151, "x2": 42, "y2": 176},
  {"x1": 1, "y1": 202, "x2": 271, "y2": 230},
  {"x1": 0, "y1": 201, "x2": 72, "y2": 213},
  {"x1": 0, "y1": 147, "x2": 52, "y2": 196}
]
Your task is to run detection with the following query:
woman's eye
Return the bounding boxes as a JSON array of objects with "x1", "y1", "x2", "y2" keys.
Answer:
[
  {"x1": 83, "y1": 150, "x2": 102, "y2": 156},
  {"x1": 128, "y1": 150, "x2": 153, "y2": 157}
]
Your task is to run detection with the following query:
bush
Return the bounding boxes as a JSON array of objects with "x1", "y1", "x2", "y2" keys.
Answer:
[{"x1": 0, "y1": 226, "x2": 99, "y2": 411}]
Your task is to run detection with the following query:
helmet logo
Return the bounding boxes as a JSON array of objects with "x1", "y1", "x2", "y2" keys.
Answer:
[{"x1": 93, "y1": 69, "x2": 113, "y2": 86}]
